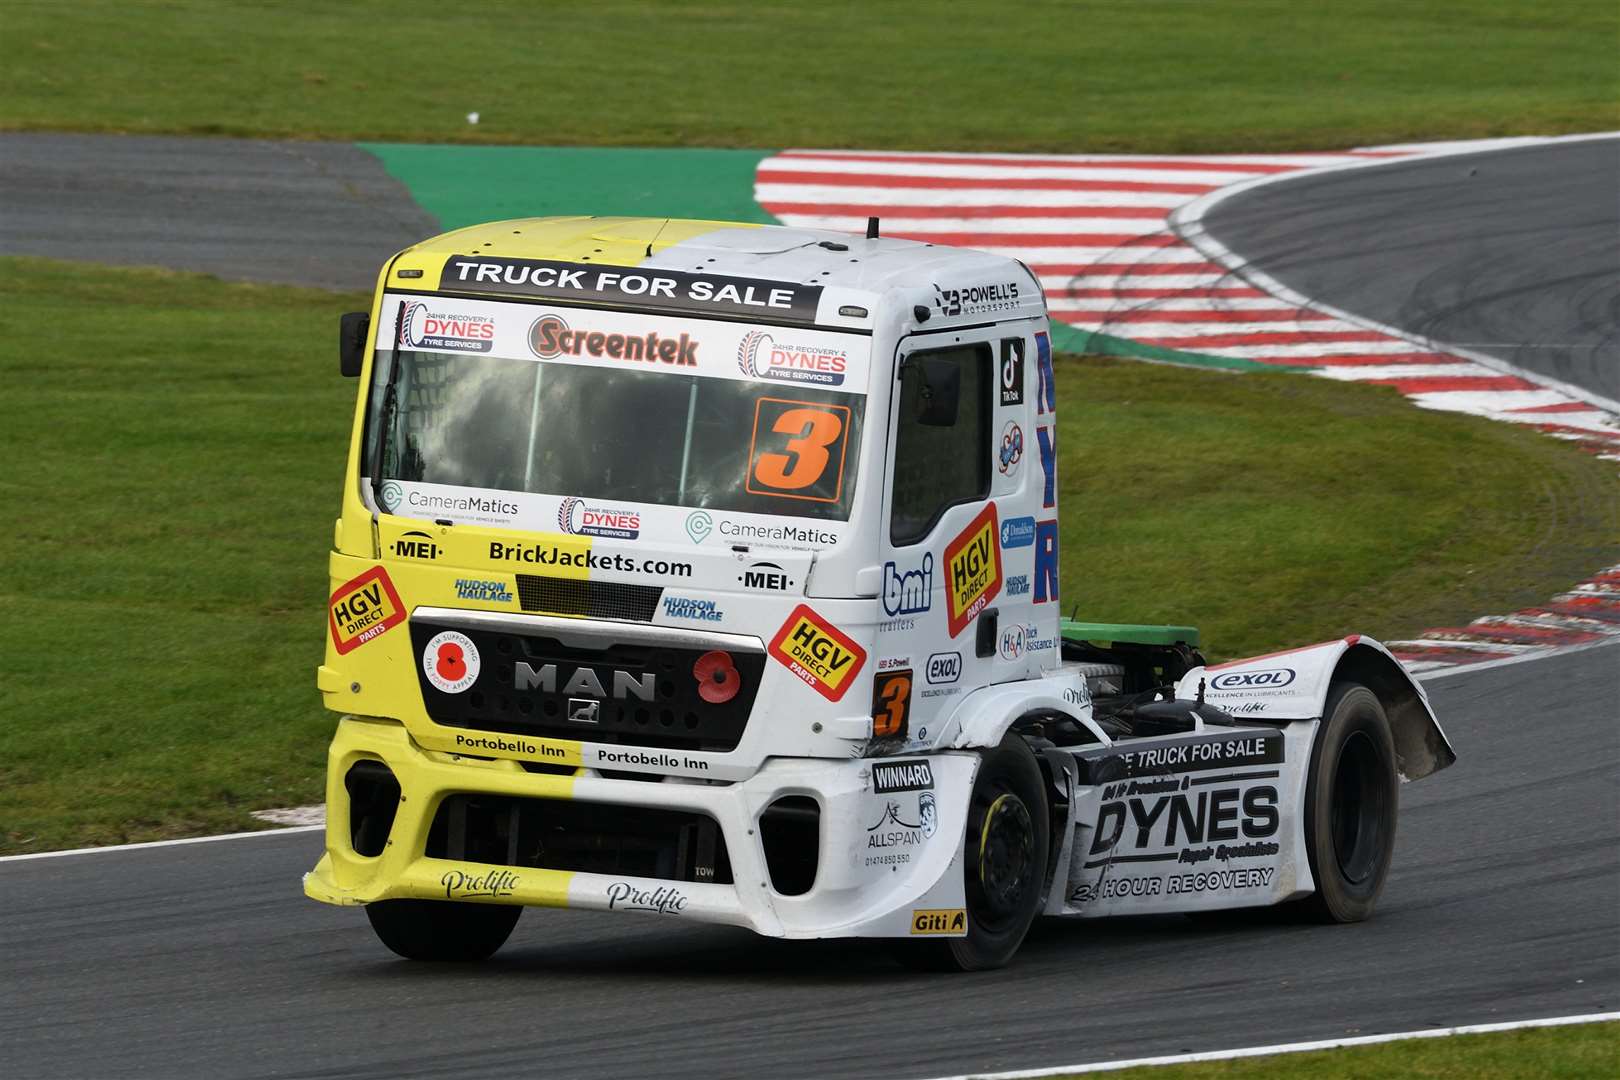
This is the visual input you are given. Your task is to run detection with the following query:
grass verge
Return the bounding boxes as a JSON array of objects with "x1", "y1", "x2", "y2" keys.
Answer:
[
  {"x1": 1, "y1": 256, "x2": 1615, "y2": 853},
  {"x1": 3, "y1": 1, "x2": 1616, "y2": 152},
  {"x1": 1070, "y1": 1019, "x2": 1619, "y2": 1078}
]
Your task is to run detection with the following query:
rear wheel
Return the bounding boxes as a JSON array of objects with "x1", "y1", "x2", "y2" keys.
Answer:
[
  {"x1": 897, "y1": 732, "x2": 1049, "y2": 971},
  {"x1": 1302, "y1": 682, "x2": 1399, "y2": 922},
  {"x1": 365, "y1": 899, "x2": 522, "y2": 961}
]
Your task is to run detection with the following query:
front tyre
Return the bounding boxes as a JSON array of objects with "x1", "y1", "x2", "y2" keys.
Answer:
[
  {"x1": 365, "y1": 899, "x2": 522, "y2": 961},
  {"x1": 900, "y1": 733, "x2": 1049, "y2": 972},
  {"x1": 1303, "y1": 682, "x2": 1399, "y2": 922}
]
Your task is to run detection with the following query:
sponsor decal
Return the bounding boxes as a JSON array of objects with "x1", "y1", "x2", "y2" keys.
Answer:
[
  {"x1": 1086, "y1": 732, "x2": 1285, "y2": 780},
  {"x1": 1007, "y1": 574, "x2": 1030, "y2": 597},
  {"x1": 872, "y1": 759, "x2": 933, "y2": 794},
  {"x1": 1086, "y1": 784, "x2": 1281, "y2": 865},
  {"x1": 663, "y1": 596, "x2": 723, "y2": 623},
  {"x1": 717, "y1": 518, "x2": 839, "y2": 548},
  {"x1": 739, "y1": 560, "x2": 795, "y2": 591},
  {"x1": 455, "y1": 577, "x2": 513, "y2": 604},
  {"x1": 594, "y1": 748, "x2": 711, "y2": 771},
  {"x1": 328, "y1": 567, "x2": 405, "y2": 654},
  {"x1": 737, "y1": 329, "x2": 847, "y2": 386},
  {"x1": 1063, "y1": 683, "x2": 1092, "y2": 708},
  {"x1": 558, "y1": 496, "x2": 641, "y2": 540},
  {"x1": 684, "y1": 510, "x2": 714, "y2": 544},
  {"x1": 925, "y1": 651, "x2": 962, "y2": 685},
  {"x1": 453, "y1": 732, "x2": 566, "y2": 758},
  {"x1": 1000, "y1": 515, "x2": 1036, "y2": 549},
  {"x1": 747, "y1": 398, "x2": 851, "y2": 505},
  {"x1": 514, "y1": 660, "x2": 656, "y2": 701},
  {"x1": 1023, "y1": 621, "x2": 1057, "y2": 653},
  {"x1": 487, "y1": 540, "x2": 693, "y2": 579},
  {"x1": 1034, "y1": 519, "x2": 1059, "y2": 604},
  {"x1": 944, "y1": 503, "x2": 1002, "y2": 637},
  {"x1": 999, "y1": 623, "x2": 1026, "y2": 661},
  {"x1": 1176, "y1": 840, "x2": 1282, "y2": 866},
  {"x1": 390, "y1": 529, "x2": 440, "y2": 561},
  {"x1": 443, "y1": 256, "x2": 824, "y2": 323},
  {"x1": 1209, "y1": 668, "x2": 1297, "y2": 691},
  {"x1": 398, "y1": 489, "x2": 520, "y2": 518},
  {"x1": 998, "y1": 421, "x2": 1024, "y2": 477},
  {"x1": 999, "y1": 338, "x2": 1025, "y2": 406},
  {"x1": 692, "y1": 650, "x2": 740, "y2": 704},
  {"x1": 911, "y1": 908, "x2": 967, "y2": 935},
  {"x1": 933, "y1": 279, "x2": 1021, "y2": 318},
  {"x1": 877, "y1": 656, "x2": 911, "y2": 672},
  {"x1": 398, "y1": 299, "x2": 495, "y2": 353},
  {"x1": 605, "y1": 881, "x2": 688, "y2": 916},
  {"x1": 441, "y1": 868, "x2": 519, "y2": 900},
  {"x1": 881, "y1": 554, "x2": 932, "y2": 617},
  {"x1": 528, "y1": 312, "x2": 696, "y2": 366},
  {"x1": 1072, "y1": 867, "x2": 1277, "y2": 904},
  {"x1": 768, "y1": 604, "x2": 867, "y2": 701},
  {"x1": 1034, "y1": 331, "x2": 1055, "y2": 416},
  {"x1": 871, "y1": 670, "x2": 913, "y2": 738},
  {"x1": 379, "y1": 480, "x2": 404, "y2": 512},
  {"x1": 867, "y1": 800, "x2": 927, "y2": 850},
  {"x1": 423, "y1": 630, "x2": 481, "y2": 694}
]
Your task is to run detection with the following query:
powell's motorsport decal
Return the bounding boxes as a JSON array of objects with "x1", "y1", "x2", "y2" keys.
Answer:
[
  {"x1": 769, "y1": 604, "x2": 868, "y2": 701},
  {"x1": 423, "y1": 630, "x2": 481, "y2": 694},
  {"x1": 328, "y1": 567, "x2": 405, "y2": 654},
  {"x1": 872, "y1": 759, "x2": 933, "y2": 794},
  {"x1": 944, "y1": 502, "x2": 1003, "y2": 637},
  {"x1": 528, "y1": 313, "x2": 697, "y2": 366},
  {"x1": 399, "y1": 300, "x2": 494, "y2": 353},
  {"x1": 933, "y1": 279, "x2": 1021, "y2": 318},
  {"x1": 558, "y1": 496, "x2": 640, "y2": 540},
  {"x1": 738, "y1": 329, "x2": 847, "y2": 386},
  {"x1": 442, "y1": 256, "x2": 824, "y2": 324},
  {"x1": 911, "y1": 908, "x2": 966, "y2": 935}
]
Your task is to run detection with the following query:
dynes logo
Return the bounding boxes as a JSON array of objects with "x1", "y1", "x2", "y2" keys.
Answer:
[
  {"x1": 515, "y1": 661, "x2": 656, "y2": 701},
  {"x1": 558, "y1": 496, "x2": 641, "y2": 540},
  {"x1": 529, "y1": 313, "x2": 697, "y2": 366},
  {"x1": 739, "y1": 560, "x2": 794, "y2": 591},
  {"x1": 1210, "y1": 668, "x2": 1297, "y2": 691},
  {"x1": 737, "y1": 329, "x2": 847, "y2": 386},
  {"x1": 1089, "y1": 786, "x2": 1280, "y2": 858},
  {"x1": 881, "y1": 554, "x2": 932, "y2": 617},
  {"x1": 398, "y1": 300, "x2": 495, "y2": 352}
]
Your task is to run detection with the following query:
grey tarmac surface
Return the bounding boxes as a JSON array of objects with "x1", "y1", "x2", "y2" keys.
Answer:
[
  {"x1": 1201, "y1": 136, "x2": 1620, "y2": 405},
  {"x1": 0, "y1": 133, "x2": 436, "y2": 291},
  {"x1": 3, "y1": 645, "x2": 1616, "y2": 1080}
]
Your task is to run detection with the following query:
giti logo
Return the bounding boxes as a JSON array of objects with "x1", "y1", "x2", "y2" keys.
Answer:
[
  {"x1": 943, "y1": 503, "x2": 1002, "y2": 637},
  {"x1": 910, "y1": 908, "x2": 967, "y2": 935},
  {"x1": 328, "y1": 567, "x2": 405, "y2": 655},
  {"x1": 390, "y1": 530, "x2": 440, "y2": 560},
  {"x1": 768, "y1": 604, "x2": 867, "y2": 702}
]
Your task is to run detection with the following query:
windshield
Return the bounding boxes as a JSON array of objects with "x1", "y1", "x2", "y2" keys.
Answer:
[{"x1": 365, "y1": 294, "x2": 869, "y2": 541}]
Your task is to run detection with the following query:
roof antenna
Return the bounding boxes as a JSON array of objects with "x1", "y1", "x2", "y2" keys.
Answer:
[{"x1": 866, "y1": 216, "x2": 880, "y2": 239}]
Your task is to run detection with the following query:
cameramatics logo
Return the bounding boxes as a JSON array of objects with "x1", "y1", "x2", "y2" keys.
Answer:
[
  {"x1": 398, "y1": 300, "x2": 495, "y2": 352},
  {"x1": 737, "y1": 329, "x2": 846, "y2": 386},
  {"x1": 558, "y1": 496, "x2": 641, "y2": 540}
]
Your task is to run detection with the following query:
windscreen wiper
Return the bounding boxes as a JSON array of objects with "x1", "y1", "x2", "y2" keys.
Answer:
[{"x1": 370, "y1": 303, "x2": 408, "y2": 515}]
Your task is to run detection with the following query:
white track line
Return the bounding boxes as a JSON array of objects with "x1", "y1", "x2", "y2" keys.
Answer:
[
  {"x1": 916, "y1": 1012, "x2": 1620, "y2": 1080},
  {"x1": 0, "y1": 824, "x2": 323, "y2": 863}
]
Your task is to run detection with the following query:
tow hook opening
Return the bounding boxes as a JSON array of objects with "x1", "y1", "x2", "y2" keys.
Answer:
[
  {"x1": 344, "y1": 759, "x2": 401, "y2": 857},
  {"x1": 759, "y1": 796, "x2": 821, "y2": 896}
]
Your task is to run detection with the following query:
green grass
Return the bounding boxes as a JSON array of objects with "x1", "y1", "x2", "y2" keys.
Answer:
[
  {"x1": 1, "y1": 256, "x2": 1615, "y2": 853},
  {"x1": 1074, "y1": 1020, "x2": 1620, "y2": 1079},
  {"x1": 3, "y1": 1, "x2": 1616, "y2": 152}
]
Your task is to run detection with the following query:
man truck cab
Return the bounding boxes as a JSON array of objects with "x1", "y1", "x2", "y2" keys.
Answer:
[{"x1": 308, "y1": 217, "x2": 1453, "y2": 970}]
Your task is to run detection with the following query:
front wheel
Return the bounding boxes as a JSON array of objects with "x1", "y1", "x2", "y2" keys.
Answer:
[
  {"x1": 897, "y1": 732, "x2": 1049, "y2": 971},
  {"x1": 365, "y1": 899, "x2": 522, "y2": 961},
  {"x1": 1302, "y1": 682, "x2": 1399, "y2": 922}
]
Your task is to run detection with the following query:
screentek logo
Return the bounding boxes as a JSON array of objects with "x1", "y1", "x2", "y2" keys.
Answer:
[
  {"x1": 737, "y1": 329, "x2": 847, "y2": 387},
  {"x1": 398, "y1": 300, "x2": 495, "y2": 353},
  {"x1": 528, "y1": 313, "x2": 697, "y2": 366}
]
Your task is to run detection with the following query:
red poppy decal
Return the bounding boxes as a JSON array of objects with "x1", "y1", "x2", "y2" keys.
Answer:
[{"x1": 694, "y1": 650, "x2": 741, "y2": 704}]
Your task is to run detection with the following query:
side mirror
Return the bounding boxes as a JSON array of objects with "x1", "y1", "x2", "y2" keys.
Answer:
[
  {"x1": 905, "y1": 354, "x2": 960, "y2": 427},
  {"x1": 338, "y1": 312, "x2": 370, "y2": 377}
]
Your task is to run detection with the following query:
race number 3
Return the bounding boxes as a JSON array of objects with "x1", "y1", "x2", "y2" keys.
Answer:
[
  {"x1": 872, "y1": 669, "x2": 913, "y2": 738},
  {"x1": 747, "y1": 398, "x2": 852, "y2": 503}
]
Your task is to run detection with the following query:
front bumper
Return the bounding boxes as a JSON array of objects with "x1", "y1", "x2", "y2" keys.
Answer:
[{"x1": 305, "y1": 715, "x2": 974, "y2": 939}]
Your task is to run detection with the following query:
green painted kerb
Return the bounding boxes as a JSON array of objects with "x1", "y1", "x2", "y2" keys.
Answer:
[
  {"x1": 1052, "y1": 323, "x2": 1296, "y2": 373},
  {"x1": 360, "y1": 144, "x2": 778, "y2": 232},
  {"x1": 1061, "y1": 620, "x2": 1201, "y2": 647}
]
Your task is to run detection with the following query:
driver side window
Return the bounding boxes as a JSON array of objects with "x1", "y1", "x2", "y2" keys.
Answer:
[{"x1": 890, "y1": 343, "x2": 992, "y2": 546}]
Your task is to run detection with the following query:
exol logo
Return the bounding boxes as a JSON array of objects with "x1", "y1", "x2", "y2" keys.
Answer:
[
  {"x1": 739, "y1": 560, "x2": 794, "y2": 591},
  {"x1": 736, "y1": 329, "x2": 847, "y2": 386},
  {"x1": 558, "y1": 496, "x2": 641, "y2": 540},
  {"x1": 398, "y1": 300, "x2": 495, "y2": 353},
  {"x1": 1210, "y1": 668, "x2": 1298, "y2": 691},
  {"x1": 423, "y1": 630, "x2": 481, "y2": 695},
  {"x1": 881, "y1": 554, "x2": 933, "y2": 617},
  {"x1": 998, "y1": 421, "x2": 1024, "y2": 477},
  {"x1": 528, "y1": 313, "x2": 697, "y2": 366},
  {"x1": 514, "y1": 661, "x2": 656, "y2": 701},
  {"x1": 925, "y1": 651, "x2": 961, "y2": 685}
]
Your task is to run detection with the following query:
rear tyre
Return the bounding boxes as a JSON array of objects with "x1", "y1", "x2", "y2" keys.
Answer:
[
  {"x1": 365, "y1": 899, "x2": 522, "y2": 961},
  {"x1": 895, "y1": 732, "x2": 1049, "y2": 972},
  {"x1": 1302, "y1": 682, "x2": 1399, "y2": 922}
]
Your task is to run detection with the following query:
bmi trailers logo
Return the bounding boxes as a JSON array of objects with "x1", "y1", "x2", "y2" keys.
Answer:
[
  {"x1": 944, "y1": 502, "x2": 1002, "y2": 637},
  {"x1": 768, "y1": 604, "x2": 867, "y2": 702},
  {"x1": 398, "y1": 300, "x2": 495, "y2": 352},
  {"x1": 328, "y1": 566, "x2": 405, "y2": 654},
  {"x1": 737, "y1": 329, "x2": 847, "y2": 386}
]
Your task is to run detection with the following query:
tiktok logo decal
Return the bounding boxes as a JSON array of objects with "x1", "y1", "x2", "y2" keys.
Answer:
[{"x1": 422, "y1": 629, "x2": 481, "y2": 694}]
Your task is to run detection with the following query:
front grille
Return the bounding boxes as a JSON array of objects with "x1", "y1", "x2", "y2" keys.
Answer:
[
  {"x1": 412, "y1": 615, "x2": 764, "y2": 752},
  {"x1": 427, "y1": 793, "x2": 733, "y2": 884},
  {"x1": 516, "y1": 574, "x2": 661, "y2": 621}
]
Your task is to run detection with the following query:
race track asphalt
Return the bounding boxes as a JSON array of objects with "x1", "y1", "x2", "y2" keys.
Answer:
[
  {"x1": 0, "y1": 133, "x2": 436, "y2": 290},
  {"x1": 4, "y1": 645, "x2": 1616, "y2": 1080},
  {"x1": 1201, "y1": 136, "x2": 1620, "y2": 406}
]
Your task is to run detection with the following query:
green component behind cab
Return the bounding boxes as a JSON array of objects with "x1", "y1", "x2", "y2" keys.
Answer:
[{"x1": 1060, "y1": 620, "x2": 1200, "y2": 648}]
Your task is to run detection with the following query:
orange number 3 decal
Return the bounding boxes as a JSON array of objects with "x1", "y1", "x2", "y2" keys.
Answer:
[
  {"x1": 747, "y1": 398, "x2": 851, "y2": 503},
  {"x1": 872, "y1": 670, "x2": 912, "y2": 738}
]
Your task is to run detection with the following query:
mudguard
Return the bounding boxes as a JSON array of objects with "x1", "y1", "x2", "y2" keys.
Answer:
[{"x1": 1174, "y1": 636, "x2": 1456, "y2": 781}]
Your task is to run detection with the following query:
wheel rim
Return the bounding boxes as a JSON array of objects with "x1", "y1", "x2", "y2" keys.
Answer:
[
  {"x1": 1330, "y1": 730, "x2": 1387, "y2": 885},
  {"x1": 967, "y1": 790, "x2": 1035, "y2": 932}
]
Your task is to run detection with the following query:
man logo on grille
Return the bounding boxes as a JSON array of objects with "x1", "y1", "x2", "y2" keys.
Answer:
[{"x1": 567, "y1": 698, "x2": 601, "y2": 724}]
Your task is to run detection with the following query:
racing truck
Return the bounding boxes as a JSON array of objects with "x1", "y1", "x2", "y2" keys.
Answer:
[{"x1": 307, "y1": 215, "x2": 1457, "y2": 970}]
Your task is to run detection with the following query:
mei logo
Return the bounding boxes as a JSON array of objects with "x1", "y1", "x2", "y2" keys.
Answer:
[
  {"x1": 881, "y1": 554, "x2": 932, "y2": 617},
  {"x1": 390, "y1": 530, "x2": 440, "y2": 560},
  {"x1": 739, "y1": 560, "x2": 794, "y2": 591},
  {"x1": 737, "y1": 329, "x2": 847, "y2": 386},
  {"x1": 558, "y1": 497, "x2": 640, "y2": 540},
  {"x1": 398, "y1": 300, "x2": 495, "y2": 353},
  {"x1": 1210, "y1": 668, "x2": 1297, "y2": 691}
]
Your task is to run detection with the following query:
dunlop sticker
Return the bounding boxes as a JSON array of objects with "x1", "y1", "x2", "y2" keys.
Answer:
[
  {"x1": 328, "y1": 566, "x2": 405, "y2": 654},
  {"x1": 911, "y1": 908, "x2": 967, "y2": 935},
  {"x1": 944, "y1": 502, "x2": 1002, "y2": 637},
  {"x1": 768, "y1": 604, "x2": 867, "y2": 702}
]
